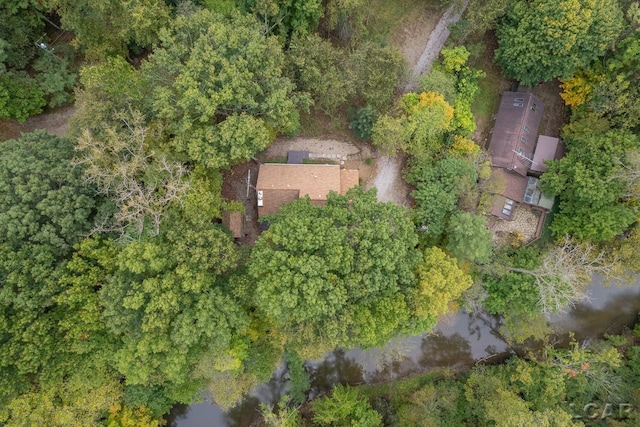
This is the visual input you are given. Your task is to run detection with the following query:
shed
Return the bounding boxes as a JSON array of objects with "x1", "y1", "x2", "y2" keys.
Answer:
[{"x1": 222, "y1": 211, "x2": 243, "y2": 239}]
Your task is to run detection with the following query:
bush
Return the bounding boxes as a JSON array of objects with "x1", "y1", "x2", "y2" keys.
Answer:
[
  {"x1": 0, "y1": 72, "x2": 46, "y2": 122},
  {"x1": 311, "y1": 385, "x2": 382, "y2": 426},
  {"x1": 350, "y1": 105, "x2": 377, "y2": 140}
]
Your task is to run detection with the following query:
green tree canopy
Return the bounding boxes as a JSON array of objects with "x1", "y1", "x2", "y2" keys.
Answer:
[
  {"x1": 69, "y1": 56, "x2": 149, "y2": 138},
  {"x1": 287, "y1": 34, "x2": 355, "y2": 115},
  {"x1": 540, "y1": 119, "x2": 639, "y2": 241},
  {"x1": 0, "y1": 1, "x2": 77, "y2": 121},
  {"x1": 143, "y1": 8, "x2": 304, "y2": 169},
  {"x1": 495, "y1": 0, "x2": 624, "y2": 84},
  {"x1": 311, "y1": 384, "x2": 382, "y2": 427},
  {"x1": 0, "y1": 131, "x2": 98, "y2": 410},
  {"x1": 409, "y1": 157, "x2": 478, "y2": 240},
  {"x1": 446, "y1": 211, "x2": 494, "y2": 264},
  {"x1": 372, "y1": 91, "x2": 454, "y2": 160},
  {"x1": 46, "y1": 0, "x2": 170, "y2": 58},
  {"x1": 409, "y1": 247, "x2": 473, "y2": 332},
  {"x1": 247, "y1": 188, "x2": 421, "y2": 355},
  {"x1": 561, "y1": 34, "x2": 640, "y2": 130},
  {"x1": 287, "y1": 34, "x2": 405, "y2": 116},
  {"x1": 98, "y1": 203, "x2": 248, "y2": 404},
  {"x1": 241, "y1": 0, "x2": 323, "y2": 40}
]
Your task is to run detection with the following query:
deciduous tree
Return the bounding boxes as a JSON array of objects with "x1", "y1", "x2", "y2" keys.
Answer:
[
  {"x1": 287, "y1": 34, "x2": 355, "y2": 115},
  {"x1": 311, "y1": 385, "x2": 382, "y2": 426},
  {"x1": 373, "y1": 92, "x2": 454, "y2": 161},
  {"x1": 143, "y1": 8, "x2": 304, "y2": 169},
  {"x1": 47, "y1": 0, "x2": 171, "y2": 58},
  {"x1": 408, "y1": 247, "x2": 473, "y2": 332},
  {"x1": 0, "y1": 131, "x2": 98, "y2": 411},
  {"x1": 247, "y1": 188, "x2": 421, "y2": 355},
  {"x1": 242, "y1": 0, "x2": 323, "y2": 39},
  {"x1": 409, "y1": 157, "x2": 478, "y2": 240},
  {"x1": 99, "y1": 206, "x2": 247, "y2": 403},
  {"x1": 495, "y1": 0, "x2": 624, "y2": 84},
  {"x1": 540, "y1": 121, "x2": 639, "y2": 241},
  {"x1": 73, "y1": 109, "x2": 189, "y2": 236},
  {"x1": 502, "y1": 237, "x2": 617, "y2": 314},
  {"x1": 446, "y1": 211, "x2": 493, "y2": 264}
]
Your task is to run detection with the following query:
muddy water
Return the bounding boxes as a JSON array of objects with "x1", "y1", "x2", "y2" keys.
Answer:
[{"x1": 166, "y1": 280, "x2": 640, "y2": 426}]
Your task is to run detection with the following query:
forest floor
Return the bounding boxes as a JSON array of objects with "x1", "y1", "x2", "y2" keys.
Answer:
[{"x1": 392, "y1": 1, "x2": 445, "y2": 80}]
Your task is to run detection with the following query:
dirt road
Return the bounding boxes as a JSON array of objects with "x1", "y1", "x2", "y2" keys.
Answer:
[
  {"x1": 0, "y1": 105, "x2": 76, "y2": 141},
  {"x1": 371, "y1": 0, "x2": 469, "y2": 207},
  {"x1": 404, "y1": 0, "x2": 470, "y2": 92}
]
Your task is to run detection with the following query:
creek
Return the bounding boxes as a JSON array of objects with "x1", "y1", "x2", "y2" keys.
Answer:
[{"x1": 166, "y1": 279, "x2": 640, "y2": 426}]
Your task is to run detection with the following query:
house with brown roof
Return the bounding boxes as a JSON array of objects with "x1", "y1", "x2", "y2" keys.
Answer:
[
  {"x1": 488, "y1": 92, "x2": 564, "y2": 221},
  {"x1": 256, "y1": 163, "x2": 359, "y2": 217}
]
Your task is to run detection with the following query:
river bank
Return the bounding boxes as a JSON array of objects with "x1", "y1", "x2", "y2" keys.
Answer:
[{"x1": 166, "y1": 280, "x2": 640, "y2": 426}]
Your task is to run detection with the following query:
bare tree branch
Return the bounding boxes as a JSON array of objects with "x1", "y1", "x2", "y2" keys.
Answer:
[
  {"x1": 504, "y1": 236, "x2": 617, "y2": 315},
  {"x1": 73, "y1": 109, "x2": 190, "y2": 237}
]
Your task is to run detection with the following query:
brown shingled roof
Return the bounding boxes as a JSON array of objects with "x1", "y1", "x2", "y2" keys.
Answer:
[
  {"x1": 490, "y1": 168, "x2": 529, "y2": 220},
  {"x1": 256, "y1": 164, "x2": 359, "y2": 217},
  {"x1": 222, "y1": 211, "x2": 243, "y2": 239},
  {"x1": 491, "y1": 167, "x2": 528, "y2": 203},
  {"x1": 340, "y1": 169, "x2": 359, "y2": 195}
]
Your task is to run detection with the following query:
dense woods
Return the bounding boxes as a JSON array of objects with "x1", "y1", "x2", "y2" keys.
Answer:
[{"x1": 1, "y1": 0, "x2": 640, "y2": 425}]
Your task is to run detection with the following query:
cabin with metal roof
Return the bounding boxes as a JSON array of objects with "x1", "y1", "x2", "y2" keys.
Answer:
[{"x1": 488, "y1": 91, "x2": 564, "y2": 222}]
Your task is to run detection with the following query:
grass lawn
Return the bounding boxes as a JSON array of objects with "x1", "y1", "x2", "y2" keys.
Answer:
[
  {"x1": 467, "y1": 32, "x2": 512, "y2": 148},
  {"x1": 364, "y1": 0, "x2": 435, "y2": 44}
]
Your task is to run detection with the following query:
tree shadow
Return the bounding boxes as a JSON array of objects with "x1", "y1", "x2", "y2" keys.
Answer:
[{"x1": 306, "y1": 348, "x2": 364, "y2": 398}]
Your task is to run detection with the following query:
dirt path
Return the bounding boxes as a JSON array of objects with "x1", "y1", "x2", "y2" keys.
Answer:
[
  {"x1": 404, "y1": 0, "x2": 470, "y2": 92},
  {"x1": 0, "y1": 105, "x2": 76, "y2": 141},
  {"x1": 393, "y1": 3, "x2": 444, "y2": 73}
]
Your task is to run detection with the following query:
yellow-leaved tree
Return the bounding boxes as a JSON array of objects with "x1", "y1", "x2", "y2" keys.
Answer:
[
  {"x1": 371, "y1": 91, "x2": 454, "y2": 161},
  {"x1": 407, "y1": 247, "x2": 473, "y2": 333}
]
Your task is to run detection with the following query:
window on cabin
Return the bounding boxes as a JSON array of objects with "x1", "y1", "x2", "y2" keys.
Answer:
[
  {"x1": 520, "y1": 136, "x2": 527, "y2": 143},
  {"x1": 531, "y1": 103, "x2": 537, "y2": 111},
  {"x1": 523, "y1": 125, "x2": 530, "y2": 132},
  {"x1": 514, "y1": 97, "x2": 525, "y2": 102},
  {"x1": 514, "y1": 102, "x2": 524, "y2": 107}
]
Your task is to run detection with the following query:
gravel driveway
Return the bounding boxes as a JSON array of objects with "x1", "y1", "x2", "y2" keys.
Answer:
[
  {"x1": 365, "y1": 155, "x2": 411, "y2": 207},
  {"x1": 265, "y1": 137, "x2": 367, "y2": 160}
]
